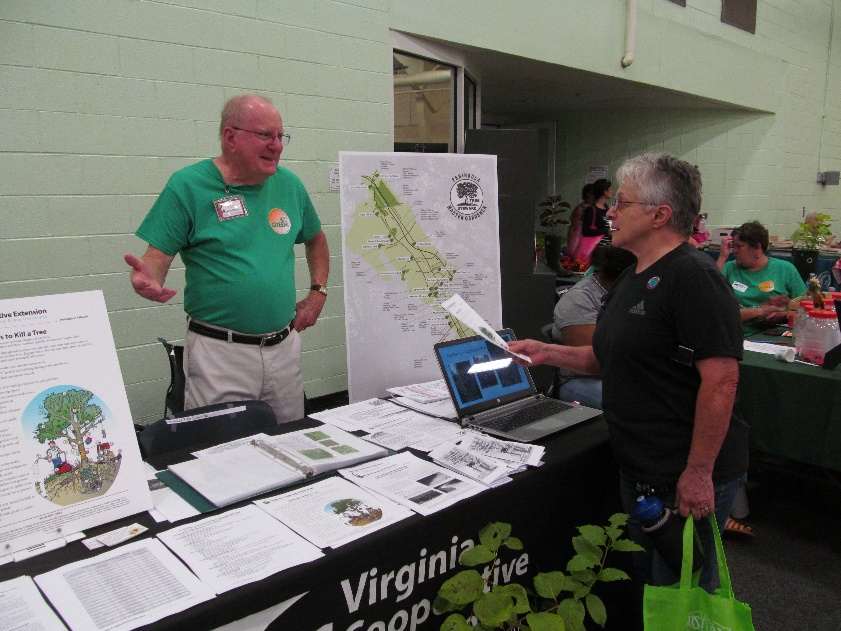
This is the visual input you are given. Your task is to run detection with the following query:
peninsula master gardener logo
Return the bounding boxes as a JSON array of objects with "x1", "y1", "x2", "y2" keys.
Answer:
[{"x1": 447, "y1": 173, "x2": 486, "y2": 221}]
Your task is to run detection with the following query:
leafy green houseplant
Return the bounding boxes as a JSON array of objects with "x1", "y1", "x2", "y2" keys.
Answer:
[
  {"x1": 434, "y1": 515, "x2": 642, "y2": 631},
  {"x1": 794, "y1": 212, "x2": 833, "y2": 250},
  {"x1": 538, "y1": 195, "x2": 572, "y2": 272},
  {"x1": 791, "y1": 212, "x2": 833, "y2": 281}
]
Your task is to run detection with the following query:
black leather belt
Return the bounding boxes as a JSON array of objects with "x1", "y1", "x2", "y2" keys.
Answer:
[{"x1": 188, "y1": 320, "x2": 293, "y2": 347}]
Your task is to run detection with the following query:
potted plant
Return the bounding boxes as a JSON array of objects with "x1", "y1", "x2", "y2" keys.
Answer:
[
  {"x1": 538, "y1": 195, "x2": 571, "y2": 273},
  {"x1": 792, "y1": 212, "x2": 833, "y2": 281},
  {"x1": 434, "y1": 515, "x2": 641, "y2": 631}
]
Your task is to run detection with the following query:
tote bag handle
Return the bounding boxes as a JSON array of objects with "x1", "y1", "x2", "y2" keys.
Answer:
[{"x1": 679, "y1": 515, "x2": 734, "y2": 597}]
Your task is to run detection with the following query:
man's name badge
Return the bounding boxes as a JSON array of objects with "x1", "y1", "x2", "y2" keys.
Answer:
[
  {"x1": 214, "y1": 195, "x2": 248, "y2": 221},
  {"x1": 732, "y1": 281, "x2": 748, "y2": 293}
]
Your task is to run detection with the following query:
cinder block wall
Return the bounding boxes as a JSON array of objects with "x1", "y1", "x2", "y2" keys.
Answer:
[{"x1": 0, "y1": 0, "x2": 392, "y2": 423}]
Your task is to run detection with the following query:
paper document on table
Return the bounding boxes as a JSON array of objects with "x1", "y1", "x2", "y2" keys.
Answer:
[
  {"x1": 255, "y1": 476, "x2": 414, "y2": 549},
  {"x1": 428, "y1": 443, "x2": 512, "y2": 486},
  {"x1": 340, "y1": 451, "x2": 485, "y2": 516},
  {"x1": 308, "y1": 398, "x2": 404, "y2": 431},
  {"x1": 34, "y1": 538, "x2": 214, "y2": 631},
  {"x1": 0, "y1": 575, "x2": 68, "y2": 631},
  {"x1": 361, "y1": 409, "x2": 466, "y2": 452},
  {"x1": 743, "y1": 340, "x2": 786, "y2": 355},
  {"x1": 386, "y1": 379, "x2": 450, "y2": 403},
  {"x1": 391, "y1": 395, "x2": 458, "y2": 420},
  {"x1": 458, "y1": 433, "x2": 545, "y2": 467},
  {"x1": 441, "y1": 294, "x2": 531, "y2": 362},
  {"x1": 157, "y1": 504, "x2": 323, "y2": 594}
]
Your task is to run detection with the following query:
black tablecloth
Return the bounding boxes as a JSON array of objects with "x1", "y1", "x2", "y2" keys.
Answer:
[{"x1": 3, "y1": 417, "x2": 637, "y2": 631}]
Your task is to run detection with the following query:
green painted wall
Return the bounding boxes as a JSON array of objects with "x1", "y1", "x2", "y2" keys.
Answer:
[{"x1": 1, "y1": 1, "x2": 838, "y2": 423}]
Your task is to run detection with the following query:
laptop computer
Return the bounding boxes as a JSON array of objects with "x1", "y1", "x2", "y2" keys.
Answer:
[{"x1": 433, "y1": 329, "x2": 601, "y2": 442}]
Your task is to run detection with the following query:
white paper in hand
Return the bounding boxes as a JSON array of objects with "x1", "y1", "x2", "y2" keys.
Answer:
[{"x1": 441, "y1": 294, "x2": 531, "y2": 363}]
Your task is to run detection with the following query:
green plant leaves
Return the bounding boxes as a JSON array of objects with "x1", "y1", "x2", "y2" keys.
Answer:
[
  {"x1": 585, "y1": 593, "x2": 607, "y2": 627},
  {"x1": 526, "y1": 611, "x2": 566, "y2": 631},
  {"x1": 439, "y1": 570, "x2": 485, "y2": 605},
  {"x1": 473, "y1": 591, "x2": 514, "y2": 627},
  {"x1": 460, "y1": 544, "x2": 496, "y2": 567},
  {"x1": 534, "y1": 571, "x2": 566, "y2": 599},
  {"x1": 598, "y1": 568, "x2": 630, "y2": 582},
  {"x1": 440, "y1": 614, "x2": 473, "y2": 631},
  {"x1": 436, "y1": 517, "x2": 638, "y2": 631}
]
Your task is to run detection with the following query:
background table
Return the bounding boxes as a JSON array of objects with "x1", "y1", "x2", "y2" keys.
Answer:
[
  {"x1": 2, "y1": 417, "x2": 640, "y2": 631},
  {"x1": 739, "y1": 338, "x2": 841, "y2": 471}
]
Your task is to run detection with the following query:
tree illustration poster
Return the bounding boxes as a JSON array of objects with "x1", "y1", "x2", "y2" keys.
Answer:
[{"x1": 0, "y1": 291, "x2": 151, "y2": 554}]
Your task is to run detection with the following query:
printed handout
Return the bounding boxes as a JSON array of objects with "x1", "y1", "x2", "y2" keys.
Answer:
[
  {"x1": 255, "y1": 476, "x2": 414, "y2": 549},
  {"x1": 458, "y1": 433, "x2": 545, "y2": 467},
  {"x1": 157, "y1": 504, "x2": 323, "y2": 594},
  {"x1": 440, "y1": 294, "x2": 531, "y2": 363},
  {"x1": 0, "y1": 575, "x2": 68, "y2": 631},
  {"x1": 34, "y1": 538, "x2": 214, "y2": 631},
  {"x1": 386, "y1": 379, "x2": 450, "y2": 403},
  {"x1": 307, "y1": 398, "x2": 405, "y2": 431},
  {"x1": 428, "y1": 443, "x2": 512, "y2": 486},
  {"x1": 340, "y1": 451, "x2": 485, "y2": 516},
  {"x1": 0, "y1": 291, "x2": 152, "y2": 554}
]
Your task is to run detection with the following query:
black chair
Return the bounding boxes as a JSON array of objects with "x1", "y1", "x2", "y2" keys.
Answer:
[
  {"x1": 137, "y1": 400, "x2": 277, "y2": 458},
  {"x1": 158, "y1": 337, "x2": 185, "y2": 418}
]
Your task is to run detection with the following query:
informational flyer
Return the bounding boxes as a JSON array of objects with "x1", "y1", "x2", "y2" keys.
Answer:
[{"x1": 0, "y1": 291, "x2": 152, "y2": 554}]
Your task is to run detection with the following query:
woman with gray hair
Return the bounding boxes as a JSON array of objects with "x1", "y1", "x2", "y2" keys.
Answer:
[{"x1": 509, "y1": 153, "x2": 748, "y2": 593}]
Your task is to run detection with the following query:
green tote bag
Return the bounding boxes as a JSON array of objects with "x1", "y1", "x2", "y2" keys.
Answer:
[{"x1": 643, "y1": 515, "x2": 755, "y2": 631}]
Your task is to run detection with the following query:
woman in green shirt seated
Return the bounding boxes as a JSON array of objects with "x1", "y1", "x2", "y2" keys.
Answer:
[{"x1": 717, "y1": 220, "x2": 806, "y2": 337}]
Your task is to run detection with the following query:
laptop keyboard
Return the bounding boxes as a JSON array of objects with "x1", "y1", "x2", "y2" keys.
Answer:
[{"x1": 481, "y1": 399, "x2": 574, "y2": 432}]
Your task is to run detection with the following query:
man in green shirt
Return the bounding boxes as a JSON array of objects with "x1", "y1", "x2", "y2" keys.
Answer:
[{"x1": 125, "y1": 95, "x2": 329, "y2": 423}]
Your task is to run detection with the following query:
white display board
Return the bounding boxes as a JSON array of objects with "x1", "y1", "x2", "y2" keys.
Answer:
[
  {"x1": 339, "y1": 152, "x2": 502, "y2": 401},
  {"x1": 0, "y1": 291, "x2": 152, "y2": 554}
]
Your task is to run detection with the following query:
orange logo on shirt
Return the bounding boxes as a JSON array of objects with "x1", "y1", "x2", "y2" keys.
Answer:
[
  {"x1": 268, "y1": 208, "x2": 291, "y2": 235},
  {"x1": 759, "y1": 281, "x2": 775, "y2": 292}
]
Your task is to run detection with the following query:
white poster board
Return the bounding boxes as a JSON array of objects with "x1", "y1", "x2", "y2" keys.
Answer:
[
  {"x1": 339, "y1": 152, "x2": 502, "y2": 402},
  {"x1": 0, "y1": 291, "x2": 152, "y2": 554}
]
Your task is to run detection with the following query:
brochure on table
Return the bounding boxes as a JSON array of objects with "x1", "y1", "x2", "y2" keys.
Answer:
[{"x1": 0, "y1": 291, "x2": 152, "y2": 555}]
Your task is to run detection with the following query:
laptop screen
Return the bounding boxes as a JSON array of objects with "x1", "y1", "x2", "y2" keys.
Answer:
[{"x1": 434, "y1": 329, "x2": 537, "y2": 417}]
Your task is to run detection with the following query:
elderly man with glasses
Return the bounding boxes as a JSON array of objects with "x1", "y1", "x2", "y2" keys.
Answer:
[
  {"x1": 509, "y1": 153, "x2": 747, "y2": 594},
  {"x1": 125, "y1": 94, "x2": 329, "y2": 424}
]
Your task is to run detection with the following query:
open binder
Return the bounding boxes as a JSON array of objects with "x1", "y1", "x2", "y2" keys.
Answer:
[{"x1": 165, "y1": 424, "x2": 387, "y2": 507}]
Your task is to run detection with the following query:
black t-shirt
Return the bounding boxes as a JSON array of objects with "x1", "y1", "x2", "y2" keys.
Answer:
[{"x1": 592, "y1": 243, "x2": 748, "y2": 485}]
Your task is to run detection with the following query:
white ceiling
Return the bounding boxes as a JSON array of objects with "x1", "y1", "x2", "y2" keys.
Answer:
[{"x1": 457, "y1": 44, "x2": 750, "y2": 121}]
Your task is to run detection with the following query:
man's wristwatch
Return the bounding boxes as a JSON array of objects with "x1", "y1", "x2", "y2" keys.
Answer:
[{"x1": 310, "y1": 284, "x2": 328, "y2": 297}]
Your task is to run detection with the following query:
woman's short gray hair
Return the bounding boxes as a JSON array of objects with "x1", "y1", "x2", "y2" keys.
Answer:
[{"x1": 615, "y1": 153, "x2": 702, "y2": 237}]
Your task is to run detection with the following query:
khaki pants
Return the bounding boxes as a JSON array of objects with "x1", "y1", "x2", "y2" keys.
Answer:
[{"x1": 183, "y1": 324, "x2": 304, "y2": 423}]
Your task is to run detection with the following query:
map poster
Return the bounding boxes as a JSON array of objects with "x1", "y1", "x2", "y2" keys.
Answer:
[
  {"x1": 340, "y1": 152, "x2": 502, "y2": 402},
  {"x1": 0, "y1": 291, "x2": 152, "y2": 555}
]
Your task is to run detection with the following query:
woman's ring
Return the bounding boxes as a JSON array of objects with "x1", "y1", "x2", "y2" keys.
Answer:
[{"x1": 701, "y1": 507, "x2": 710, "y2": 515}]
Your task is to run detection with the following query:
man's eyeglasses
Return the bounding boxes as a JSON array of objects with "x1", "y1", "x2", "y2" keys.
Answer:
[{"x1": 232, "y1": 127, "x2": 291, "y2": 145}]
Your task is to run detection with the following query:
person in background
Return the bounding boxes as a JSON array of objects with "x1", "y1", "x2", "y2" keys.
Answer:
[
  {"x1": 567, "y1": 178, "x2": 612, "y2": 262},
  {"x1": 509, "y1": 153, "x2": 748, "y2": 593},
  {"x1": 565, "y1": 183, "x2": 595, "y2": 260},
  {"x1": 125, "y1": 94, "x2": 329, "y2": 423},
  {"x1": 550, "y1": 245, "x2": 636, "y2": 409},
  {"x1": 717, "y1": 221, "x2": 806, "y2": 338}
]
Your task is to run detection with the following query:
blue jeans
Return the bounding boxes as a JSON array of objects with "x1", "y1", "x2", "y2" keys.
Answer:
[
  {"x1": 557, "y1": 377, "x2": 602, "y2": 409},
  {"x1": 620, "y1": 470, "x2": 747, "y2": 593}
]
